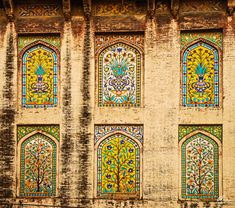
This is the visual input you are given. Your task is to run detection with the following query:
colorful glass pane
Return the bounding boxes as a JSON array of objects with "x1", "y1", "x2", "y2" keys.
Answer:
[
  {"x1": 181, "y1": 133, "x2": 219, "y2": 199},
  {"x1": 97, "y1": 134, "x2": 140, "y2": 197},
  {"x1": 182, "y1": 41, "x2": 219, "y2": 107},
  {"x1": 98, "y1": 43, "x2": 141, "y2": 107},
  {"x1": 20, "y1": 133, "x2": 57, "y2": 197},
  {"x1": 22, "y1": 44, "x2": 58, "y2": 108}
]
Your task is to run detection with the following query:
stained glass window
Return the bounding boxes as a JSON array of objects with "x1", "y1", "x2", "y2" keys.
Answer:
[
  {"x1": 97, "y1": 133, "x2": 140, "y2": 198},
  {"x1": 98, "y1": 42, "x2": 141, "y2": 107},
  {"x1": 181, "y1": 133, "x2": 219, "y2": 199},
  {"x1": 20, "y1": 133, "x2": 57, "y2": 197},
  {"x1": 21, "y1": 43, "x2": 58, "y2": 108},
  {"x1": 181, "y1": 32, "x2": 222, "y2": 107}
]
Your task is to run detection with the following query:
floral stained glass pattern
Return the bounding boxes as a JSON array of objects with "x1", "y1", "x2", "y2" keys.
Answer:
[
  {"x1": 20, "y1": 133, "x2": 57, "y2": 197},
  {"x1": 181, "y1": 32, "x2": 222, "y2": 108},
  {"x1": 98, "y1": 43, "x2": 141, "y2": 107},
  {"x1": 97, "y1": 134, "x2": 140, "y2": 197},
  {"x1": 181, "y1": 133, "x2": 219, "y2": 199},
  {"x1": 182, "y1": 41, "x2": 219, "y2": 107},
  {"x1": 22, "y1": 44, "x2": 58, "y2": 108}
]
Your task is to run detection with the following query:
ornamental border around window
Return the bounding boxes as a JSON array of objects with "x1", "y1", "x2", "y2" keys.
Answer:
[
  {"x1": 180, "y1": 31, "x2": 222, "y2": 108},
  {"x1": 18, "y1": 35, "x2": 60, "y2": 109}
]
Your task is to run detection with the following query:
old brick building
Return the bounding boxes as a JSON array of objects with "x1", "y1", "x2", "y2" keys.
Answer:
[{"x1": 0, "y1": 0, "x2": 235, "y2": 207}]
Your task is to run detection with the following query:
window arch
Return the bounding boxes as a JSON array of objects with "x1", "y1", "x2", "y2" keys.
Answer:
[
  {"x1": 97, "y1": 133, "x2": 140, "y2": 198},
  {"x1": 19, "y1": 133, "x2": 57, "y2": 197},
  {"x1": 21, "y1": 43, "x2": 59, "y2": 108},
  {"x1": 180, "y1": 132, "x2": 221, "y2": 199},
  {"x1": 182, "y1": 40, "x2": 220, "y2": 107},
  {"x1": 98, "y1": 42, "x2": 142, "y2": 107}
]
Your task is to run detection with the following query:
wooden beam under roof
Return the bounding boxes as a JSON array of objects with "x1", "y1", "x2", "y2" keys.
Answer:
[{"x1": 2, "y1": 0, "x2": 14, "y2": 21}]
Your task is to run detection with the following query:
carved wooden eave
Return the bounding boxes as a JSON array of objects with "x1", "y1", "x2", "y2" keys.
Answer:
[
  {"x1": 83, "y1": 0, "x2": 91, "y2": 19},
  {"x1": 2, "y1": 0, "x2": 14, "y2": 21},
  {"x1": 62, "y1": 0, "x2": 71, "y2": 21},
  {"x1": 170, "y1": 0, "x2": 179, "y2": 19},
  {"x1": 227, "y1": 0, "x2": 235, "y2": 16},
  {"x1": 147, "y1": 0, "x2": 156, "y2": 19}
]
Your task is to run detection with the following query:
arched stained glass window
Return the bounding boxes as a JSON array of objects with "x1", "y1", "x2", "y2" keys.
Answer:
[
  {"x1": 181, "y1": 133, "x2": 219, "y2": 199},
  {"x1": 182, "y1": 40, "x2": 220, "y2": 107},
  {"x1": 98, "y1": 42, "x2": 141, "y2": 107},
  {"x1": 22, "y1": 44, "x2": 58, "y2": 108},
  {"x1": 20, "y1": 133, "x2": 57, "y2": 197},
  {"x1": 97, "y1": 133, "x2": 140, "y2": 198}
]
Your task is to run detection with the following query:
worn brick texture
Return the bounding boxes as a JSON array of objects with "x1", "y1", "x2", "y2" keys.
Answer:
[{"x1": 0, "y1": 0, "x2": 235, "y2": 208}]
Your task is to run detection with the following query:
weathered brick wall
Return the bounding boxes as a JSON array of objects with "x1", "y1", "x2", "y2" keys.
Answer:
[
  {"x1": 0, "y1": 1, "x2": 235, "y2": 208},
  {"x1": 0, "y1": 22, "x2": 17, "y2": 203}
]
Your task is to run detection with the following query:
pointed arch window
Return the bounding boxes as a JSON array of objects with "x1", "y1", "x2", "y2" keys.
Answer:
[
  {"x1": 19, "y1": 133, "x2": 57, "y2": 197},
  {"x1": 21, "y1": 42, "x2": 59, "y2": 108},
  {"x1": 180, "y1": 131, "x2": 222, "y2": 200},
  {"x1": 181, "y1": 39, "x2": 221, "y2": 107},
  {"x1": 97, "y1": 133, "x2": 141, "y2": 198},
  {"x1": 98, "y1": 42, "x2": 142, "y2": 107}
]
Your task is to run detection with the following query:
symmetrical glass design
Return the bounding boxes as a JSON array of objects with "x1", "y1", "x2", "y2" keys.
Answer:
[
  {"x1": 98, "y1": 42, "x2": 141, "y2": 107},
  {"x1": 97, "y1": 134, "x2": 140, "y2": 197},
  {"x1": 179, "y1": 125, "x2": 222, "y2": 200},
  {"x1": 181, "y1": 133, "x2": 219, "y2": 199},
  {"x1": 181, "y1": 32, "x2": 222, "y2": 107},
  {"x1": 22, "y1": 44, "x2": 58, "y2": 108},
  {"x1": 20, "y1": 133, "x2": 57, "y2": 197},
  {"x1": 95, "y1": 125, "x2": 143, "y2": 198}
]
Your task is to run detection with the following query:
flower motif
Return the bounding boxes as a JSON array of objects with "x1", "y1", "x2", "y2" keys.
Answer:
[
  {"x1": 129, "y1": 148, "x2": 134, "y2": 153},
  {"x1": 128, "y1": 168, "x2": 133, "y2": 173},
  {"x1": 207, "y1": 180, "x2": 213, "y2": 187},
  {"x1": 107, "y1": 145, "x2": 112, "y2": 150},
  {"x1": 197, "y1": 147, "x2": 203, "y2": 154},
  {"x1": 107, "y1": 184, "x2": 112, "y2": 189},
  {"x1": 106, "y1": 160, "x2": 111, "y2": 165},
  {"x1": 128, "y1": 160, "x2": 133, "y2": 165},
  {"x1": 106, "y1": 174, "x2": 111, "y2": 179},
  {"x1": 188, "y1": 178, "x2": 194, "y2": 186},
  {"x1": 208, "y1": 159, "x2": 213, "y2": 165}
]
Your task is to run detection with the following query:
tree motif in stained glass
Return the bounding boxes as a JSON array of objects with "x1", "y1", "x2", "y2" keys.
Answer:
[
  {"x1": 182, "y1": 41, "x2": 219, "y2": 107},
  {"x1": 20, "y1": 133, "x2": 56, "y2": 197},
  {"x1": 97, "y1": 134, "x2": 140, "y2": 197},
  {"x1": 22, "y1": 44, "x2": 58, "y2": 108},
  {"x1": 98, "y1": 43, "x2": 141, "y2": 107},
  {"x1": 181, "y1": 134, "x2": 219, "y2": 199}
]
